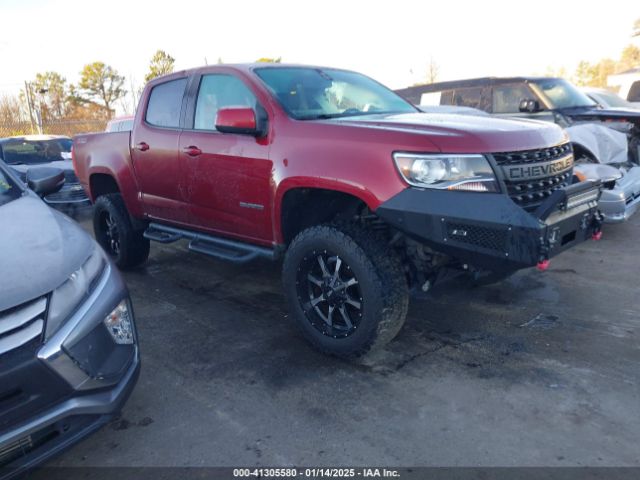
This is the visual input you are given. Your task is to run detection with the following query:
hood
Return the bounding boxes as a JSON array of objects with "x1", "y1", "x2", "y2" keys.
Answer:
[
  {"x1": 0, "y1": 192, "x2": 94, "y2": 311},
  {"x1": 560, "y1": 106, "x2": 640, "y2": 126},
  {"x1": 331, "y1": 112, "x2": 567, "y2": 153}
]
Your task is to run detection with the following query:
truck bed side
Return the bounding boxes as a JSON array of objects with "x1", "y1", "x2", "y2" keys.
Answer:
[{"x1": 73, "y1": 131, "x2": 145, "y2": 218}]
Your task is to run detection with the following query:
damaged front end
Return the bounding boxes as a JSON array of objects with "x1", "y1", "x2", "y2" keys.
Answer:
[
  {"x1": 574, "y1": 162, "x2": 640, "y2": 223},
  {"x1": 560, "y1": 107, "x2": 640, "y2": 165},
  {"x1": 376, "y1": 179, "x2": 603, "y2": 288}
]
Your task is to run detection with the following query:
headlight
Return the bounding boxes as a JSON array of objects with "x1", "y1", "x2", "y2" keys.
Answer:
[
  {"x1": 393, "y1": 153, "x2": 499, "y2": 192},
  {"x1": 46, "y1": 247, "x2": 105, "y2": 340},
  {"x1": 104, "y1": 300, "x2": 134, "y2": 345}
]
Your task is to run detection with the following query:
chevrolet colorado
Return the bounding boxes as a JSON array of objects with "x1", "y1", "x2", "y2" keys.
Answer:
[{"x1": 73, "y1": 64, "x2": 602, "y2": 358}]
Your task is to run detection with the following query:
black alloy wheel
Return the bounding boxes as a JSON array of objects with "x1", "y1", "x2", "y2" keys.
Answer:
[{"x1": 296, "y1": 250, "x2": 363, "y2": 338}]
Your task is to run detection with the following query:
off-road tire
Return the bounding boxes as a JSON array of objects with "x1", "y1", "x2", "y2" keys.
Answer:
[
  {"x1": 93, "y1": 193, "x2": 150, "y2": 269},
  {"x1": 283, "y1": 223, "x2": 409, "y2": 359}
]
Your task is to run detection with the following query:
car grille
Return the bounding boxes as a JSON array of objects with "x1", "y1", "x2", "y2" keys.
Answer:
[
  {"x1": 0, "y1": 297, "x2": 47, "y2": 356},
  {"x1": 44, "y1": 183, "x2": 89, "y2": 204},
  {"x1": 492, "y1": 143, "x2": 573, "y2": 213}
]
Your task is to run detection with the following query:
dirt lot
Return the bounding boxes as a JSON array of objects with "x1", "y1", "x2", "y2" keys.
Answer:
[{"x1": 44, "y1": 214, "x2": 640, "y2": 467}]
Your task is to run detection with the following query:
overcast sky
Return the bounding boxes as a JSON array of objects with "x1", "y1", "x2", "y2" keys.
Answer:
[{"x1": 1, "y1": 0, "x2": 638, "y2": 99}]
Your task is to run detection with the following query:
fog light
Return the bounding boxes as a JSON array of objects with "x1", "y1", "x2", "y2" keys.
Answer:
[{"x1": 104, "y1": 300, "x2": 134, "y2": 345}]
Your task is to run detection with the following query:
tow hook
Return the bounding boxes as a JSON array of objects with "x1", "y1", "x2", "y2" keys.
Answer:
[
  {"x1": 592, "y1": 231, "x2": 603, "y2": 241},
  {"x1": 537, "y1": 259, "x2": 550, "y2": 271}
]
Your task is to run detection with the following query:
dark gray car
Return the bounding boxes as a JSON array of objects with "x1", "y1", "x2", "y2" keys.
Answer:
[{"x1": 0, "y1": 162, "x2": 139, "y2": 477}]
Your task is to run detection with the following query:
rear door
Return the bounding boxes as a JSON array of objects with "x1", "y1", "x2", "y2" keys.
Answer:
[
  {"x1": 178, "y1": 72, "x2": 273, "y2": 244},
  {"x1": 130, "y1": 76, "x2": 189, "y2": 223}
]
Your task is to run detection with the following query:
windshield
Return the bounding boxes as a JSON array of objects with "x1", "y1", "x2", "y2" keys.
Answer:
[
  {"x1": 532, "y1": 79, "x2": 596, "y2": 109},
  {"x1": 590, "y1": 91, "x2": 631, "y2": 108},
  {"x1": 254, "y1": 67, "x2": 417, "y2": 120},
  {"x1": 0, "y1": 165, "x2": 20, "y2": 207},
  {"x1": 0, "y1": 137, "x2": 73, "y2": 166}
]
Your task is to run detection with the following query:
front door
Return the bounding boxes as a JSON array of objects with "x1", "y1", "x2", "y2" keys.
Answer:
[
  {"x1": 178, "y1": 73, "x2": 273, "y2": 244},
  {"x1": 492, "y1": 83, "x2": 554, "y2": 122}
]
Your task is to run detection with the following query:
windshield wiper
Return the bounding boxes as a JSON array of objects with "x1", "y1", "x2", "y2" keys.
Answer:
[{"x1": 298, "y1": 110, "x2": 397, "y2": 121}]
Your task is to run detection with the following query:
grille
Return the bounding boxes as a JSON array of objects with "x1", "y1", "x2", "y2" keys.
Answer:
[
  {"x1": 44, "y1": 183, "x2": 89, "y2": 204},
  {"x1": 0, "y1": 297, "x2": 46, "y2": 356},
  {"x1": 493, "y1": 143, "x2": 573, "y2": 213},
  {"x1": 446, "y1": 222, "x2": 508, "y2": 252},
  {"x1": 493, "y1": 143, "x2": 572, "y2": 165},
  {"x1": 505, "y1": 171, "x2": 572, "y2": 213}
]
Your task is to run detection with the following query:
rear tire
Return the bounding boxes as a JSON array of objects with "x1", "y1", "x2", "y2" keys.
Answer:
[
  {"x1": 93, "y1": 193, "x2": 150, "y2": 269},
  {"x1": 283, "y1": 223, "x2": 408, "y2": 359}
]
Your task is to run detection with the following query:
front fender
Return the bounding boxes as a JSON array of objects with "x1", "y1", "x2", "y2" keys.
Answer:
[
  {"x1": 273, "y1": 177, "x2": 390, "y2": 244},
  {"x1": 566, "y1": 124, "x2": 628, "y2": 164}
]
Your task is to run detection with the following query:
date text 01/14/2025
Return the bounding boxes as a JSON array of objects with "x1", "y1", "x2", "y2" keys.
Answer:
[{"x1": 232, "y1": 468, "x2": 401, "y2": 478}]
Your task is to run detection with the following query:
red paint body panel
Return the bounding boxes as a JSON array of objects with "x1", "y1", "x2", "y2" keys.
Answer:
[
  {"x1": 72, "y1": 131, "x2": 145, "y2": 218},
  {"x1": 72, "y1": 64, "x2": 568, "y2": 247}
]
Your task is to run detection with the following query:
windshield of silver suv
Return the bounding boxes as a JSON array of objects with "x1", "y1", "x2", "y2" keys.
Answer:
[
  {"x1": 255, "y1": 67, "x2": 417, "y2": 120},
  {"x1": 531, "y1": 78, "x2": 597, "y2": 110}
]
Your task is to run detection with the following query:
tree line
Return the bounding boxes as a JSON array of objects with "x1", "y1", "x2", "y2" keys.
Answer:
[
  {"x1": 550, "y1": 18, "x2": 640, "y2": 88},
  {"x1": 0, "y1": 49, "x2": 177, "y2": 130},
  {"x1": 0, "y1": 52, "x2": 285, "y2": 133}
]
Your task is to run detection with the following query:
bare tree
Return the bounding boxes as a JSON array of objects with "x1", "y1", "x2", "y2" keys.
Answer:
[{"x1": 426, "y1": 57, "x2": 440, "y2": 84}]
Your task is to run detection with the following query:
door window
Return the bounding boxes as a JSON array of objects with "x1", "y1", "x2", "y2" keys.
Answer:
[
  {"x1": 145, "y1": 78, "x2": 188, "y2": 128},
  {"x1": 493, "y1": 83, "x2": 536, "y2": 113},
  {"x1": 194, "y1": 75, "x2": 258, "y2": 131},
  {"x1": 628, "y1": 81, "x2": 640, "y2": 102},
  {"x1": 451, "y1": 87, "x2": 491, "y2": 111}
]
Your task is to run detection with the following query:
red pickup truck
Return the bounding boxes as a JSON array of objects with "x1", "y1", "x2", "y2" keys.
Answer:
[{"x1": 73, "y1": 64, "x2": 602, "y2": 358}]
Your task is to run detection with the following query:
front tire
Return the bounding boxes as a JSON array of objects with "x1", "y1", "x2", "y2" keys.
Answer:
[
  {"x1": 93, "y1": 193, "x2": 150, "y2": 269},
  {"x1": 283, "y1": 223, "x2": 409, "y2": 359}
]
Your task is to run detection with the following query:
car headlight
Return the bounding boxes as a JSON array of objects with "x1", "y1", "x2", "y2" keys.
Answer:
[
  {"x1": 393, "y1": 153, "x2": 499, "y2": 192},
  {"x1": 104, "y1": 300, "x2": 134, "y2": 345},
  {"x1": 46, "y1": 247, "x2": 105, "y2": 340}
]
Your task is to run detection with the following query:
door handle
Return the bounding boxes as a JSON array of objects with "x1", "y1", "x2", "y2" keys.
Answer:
[
  {"x1": 182, "y1": 146, "x2": 202, "y2": 157},
  {"x1": 135, "y1": 142, "x2": 150, "y2": 152}
]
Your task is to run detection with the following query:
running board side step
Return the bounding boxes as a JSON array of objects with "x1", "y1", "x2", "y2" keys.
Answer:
[{"x1": 144, "y1": 222, "x2": 276, "y2": 264}]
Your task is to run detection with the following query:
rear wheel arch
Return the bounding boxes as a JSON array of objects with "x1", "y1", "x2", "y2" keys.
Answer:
[{"x1": 89, "y1": 173, "x2": 121, "y2": 199}]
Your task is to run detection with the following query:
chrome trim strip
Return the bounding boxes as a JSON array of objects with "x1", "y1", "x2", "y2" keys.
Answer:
[
  {"x1": 0, "y1": 319, "x2": 43, "y2": 355},
  {"x1": 0, "y1": 297, "x2": 46, "y2": 336}
]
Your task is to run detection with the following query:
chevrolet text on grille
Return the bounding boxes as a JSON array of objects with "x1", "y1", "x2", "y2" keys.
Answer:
[{"x1": 504, "y1": 154, "x2": 574, "y2": 181}]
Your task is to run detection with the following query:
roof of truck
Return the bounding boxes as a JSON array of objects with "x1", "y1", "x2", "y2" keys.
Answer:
[{"x1": 395, "y1": 76, "x2": 559, "y2": 96}]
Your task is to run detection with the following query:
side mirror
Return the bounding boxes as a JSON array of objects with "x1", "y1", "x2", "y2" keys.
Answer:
[
  {"x1": 215, "y1": 107, "x2": 263, "y2": 136},
  {"x1": 26, "y1": 167, "x2": 65, "y2": 196},
  {"x1": 519, "y1": 99, "x2": 542, "y2": 113}
]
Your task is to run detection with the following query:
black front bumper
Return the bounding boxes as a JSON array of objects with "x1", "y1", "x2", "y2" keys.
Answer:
[{"x1": 376, "y1": 180, "x2": 602, "y2": 272}]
